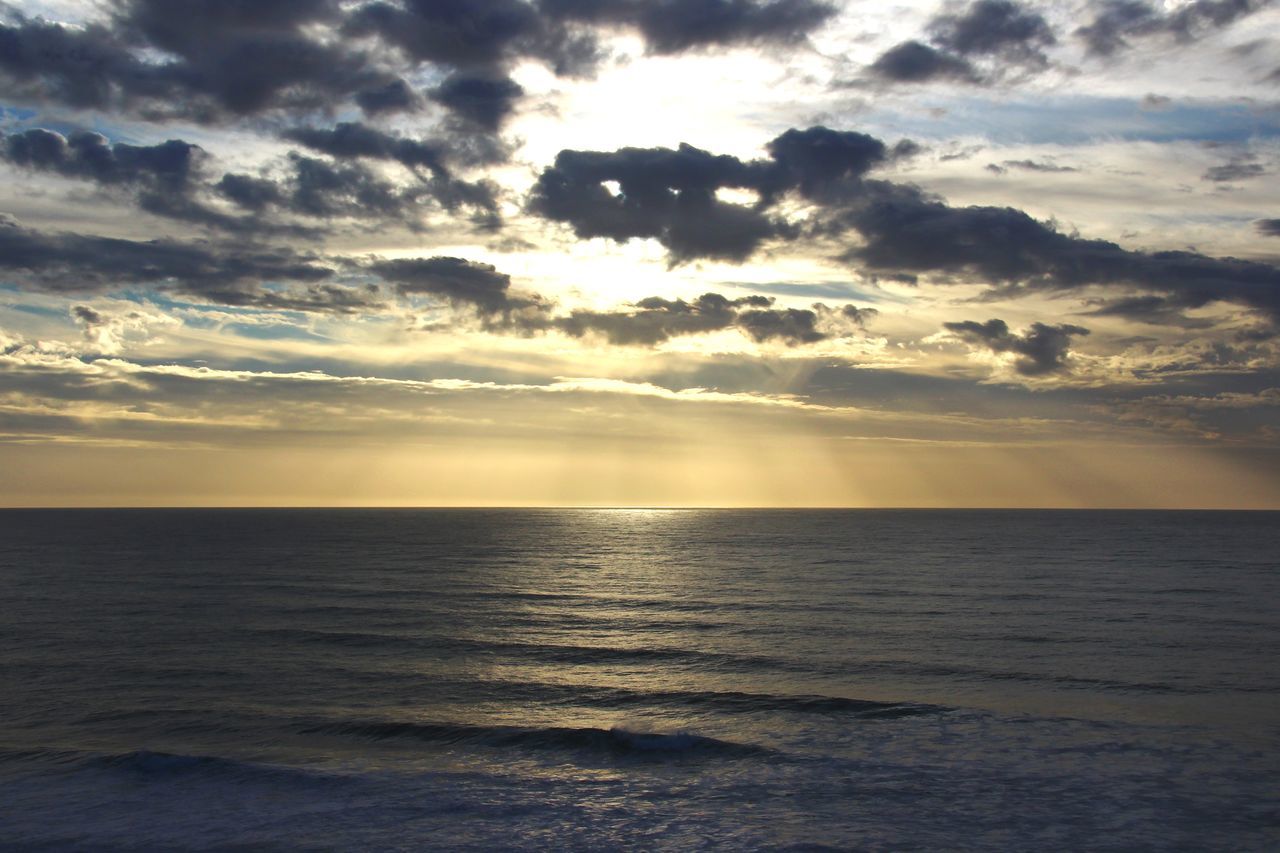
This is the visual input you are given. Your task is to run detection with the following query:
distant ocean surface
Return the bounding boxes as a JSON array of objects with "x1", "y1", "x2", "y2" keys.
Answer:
[{"x1": 1, "y1": 509, "x2": 1278, "y2": 851}]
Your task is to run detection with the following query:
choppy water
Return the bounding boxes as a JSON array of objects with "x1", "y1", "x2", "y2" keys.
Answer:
[{"x1": 1, "y1": 509, "x2": 1277, "y2": 850}]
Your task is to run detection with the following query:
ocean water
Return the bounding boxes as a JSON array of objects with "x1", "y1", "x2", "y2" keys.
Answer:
[{"x1": 0, "y1": 508, "x2": 1277, "y2": 851}]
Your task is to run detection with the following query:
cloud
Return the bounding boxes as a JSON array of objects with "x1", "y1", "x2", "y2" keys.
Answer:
[
  {"x1": 0, "y1": 339, "x2": 839, "y2": 439},
  {"x1": 343, "y1": 0, "x2": 587, "y2": 73},
  {"x1": 220, "y1": 152, "x2": 499, "y2": 231},
  {"x1": 542, "y1": 292, "x2": 874, "y2": 346},
  {"x1": 989, "y1": 158, "x2": 1079, "y2": 173},
  {"x1": 368, "y1": 253, "x2": 875, "y2": 347},
  {"x1": 281, "y1": 122, "x2": 448, "y2": 176},
  {"x1": 0, "y1": 5, "x2": 404, "y2": 122},
  {"x1": 1202, "y1": 153, "x2": 1267, "y2": 182},
  {"x1": 69, "y1": 301, "x2": 180, "y2": 354},
  {"x1": 866, "y1": 41, "x2": 981, "y2": 84},
  {"x1": 2, "y1": 126, "x2": 498, "y2": 234},
  {"x1": 542, "y1": 0, "x2": 836, "y2": 54},
  {"x1": 0, "y1": 0, "x2": 834, "y2": 131},
  {"x1": 1081, "y1": 295, "x2": 1217, "y2": 328},
  {"x1": 370, "y1": 256, "x2": 543, "y2": 314},
  {"x1": 864, "y1": 1, "x2": 1056, "y2": 86},
  {"x1": 528, "y1": 126, "x2": 1280, "y2": 332},
  {"x1": 428, "y1": 72, "x2": 526, "y2": 131},
  {"x1": 1076, "y1": 0, "x2": 1269, "y2": 57},
  {"x1": 551, "y1": 292, "x2": 767, "y2": 344},
  {"x1": 280, "y1": 122, "x2": 504, "y2": 217},
  {"x1": 2, "y1": 212, "x2": 880, "y2": 348},
  {"x1": 1257, "y1": 219, "x2": 1280, "y2": 236},
  {"x1": 928, "y1": 0, "x2": 1056, "y2": 65},
  {"x1": 0, "y1": 127, "x2": 274, "y2": 234},
  {"x1": 833, "y1": 179, "x2": 1280, "y2": 328},
  {"x1": 945, "y1": 318, "x2": 1091, "y2": 375},
  {"x1": 735, "y1": 304, "x2": 828, "y2": 344},
  {"x1": 354, "y1": 79, "x2": 419, "y2": 115},
  {"x1": 216, "y1": 155, "x2": 449, "y2": 229},
  {"x1": 0, "y1": 216, "x2": 386, "y2": 312},
  {"x1": 528, "y1": 126, "x2": 904, "y2": 263},
  {"x1": 2, "y1": 128, "x2": 203, "y2": 189},
  {"x1": 527, "y1": 143, "x2": 780, "y2": 263}
]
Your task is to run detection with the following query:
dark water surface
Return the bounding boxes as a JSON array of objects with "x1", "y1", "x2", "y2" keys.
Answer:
[{"x1": 1, "y1": 509, "x2": 1277, "y2": 850}]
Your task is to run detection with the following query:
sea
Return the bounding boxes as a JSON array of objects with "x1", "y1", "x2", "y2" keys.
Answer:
[{"x1": 0, "y1": 509, "x2": 1277, "y2": 851}]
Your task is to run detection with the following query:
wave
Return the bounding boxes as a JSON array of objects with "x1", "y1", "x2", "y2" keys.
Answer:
[
  {"x1": 466, "y1": 682, "x2": 943, "y2": 718},
  {"x1": 644, "y1": 689, "x2": 939, "y2": 718},
  {"x1": 254, "y1": 627, "x2": 790, "y2": 670},
  {"x1": 256, "y1": 626, "x2": 1191, "y2": 691},
  {"x1": 1, "y1": 747, "x2": 344, "y2": 787},
  {"x1": 303, "y1": 720, "x2": 766, "y2": 758}
]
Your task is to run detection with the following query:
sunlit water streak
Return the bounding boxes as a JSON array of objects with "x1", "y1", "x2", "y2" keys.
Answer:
[{"x1": 0, "y1": 509, "x2": 1277, "y2": 850}]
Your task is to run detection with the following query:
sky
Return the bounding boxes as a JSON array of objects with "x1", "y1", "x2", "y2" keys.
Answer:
[{"x1": 0, "y1": 0, "x2": 1278, "y2": 507}]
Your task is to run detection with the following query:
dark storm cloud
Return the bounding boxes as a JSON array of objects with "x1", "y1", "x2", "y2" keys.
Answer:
[
  {"x1": 218, "y1": 152, "x2": 500, "y2": 230},
  {"x1": 835, "y1": 179, "x2": 1280, "y2": 327},
  {"x1": 1082, "y1": 295, "x2": 1216, "y2": 328},
  {"x1": 0, "y1": 218, "x2": 331, "y2": 290},
  {"x1": 1257, "y1": 219, "x2": 1280, "y2": 236},
  {"x1": 354, "y1": 79, "x2": 419, "y2": 115},
  {"x1": 342, "y1": 0, "x2": 834, "y2": 125},
  {"x1": 262, "y1": 153, "x2": 501, "y2": 224},
  {"x1": 115, "y1": 0, "x2": 401, "y2": 119},
  {"x1": 369, "y1": 257, "x2": 869, "y2": 346},
  {"x1": 214, "y1": 174, "x2": 285, "y2": 212},
  {"x1": 763, "y1": 127, "x2": 895, "y2": 200},
  {"x1": 735, "y1": 305, "x2": 826, "y2": 344},
  {"x1": 242, "y1": 124, "x2": 503, "y2": 226},
  {"x1": 0, "y1": 15, "x2": 168, "y2": 111},
  {"x1": 0, "y1": 128, "x2": 304, "y2": 236},
  {"x1": 552, "y1": 292, "x2": 768, "y2": 345},
  {"x1": 1076, "y1": 0, "x2": 1269, "y2": 57},
  {"x1": 348, "y1": 0, "x2": 834, "y2": 72},
  {"x1": 545, "y1": 292, "x2": 871, "y2": 346},
  {"x1": 429, "y1": 72, "x2": 526, "y2": 131},
  {"x1": 528, "y1": 144, "x2": 779, "y2": 263},
  {"x1": 1, "y1": 0, "x2": 835, "y2": 131},
  {"x1": 531, "y1": 126, "x2": 1280, "y2": 326},
  {"x1": 278, "y1": 124, "x2": 506, "y2": 219},
  {"x1": 120, "y1": 0, "x2": 338, "y2": 45},
  {"x1": 945, "y1": 318, "x2": 1091, "y2": 375},
  {"x1": 363, "y1": 254, "x2": 875, "y2": 346},
  {"x1": 366, "y1": 253, "x2": 880, "y2": 348},
  {"x1": 1, "y1": 125, "x2": 495, "y2": 235},
  {"x1": 864, "y1": 1, "x2": 1055, "y2": 86},
  {"x1": 929, "y1": 0, "x2": 1056, "y2": 64},
  {"x1": 866, "y1": 41, "x2": 980, "y2": 84},
  {"x1": 1, "y1": 129, "x2": 203, "y2": 189},
  {"x1": 541, "y1": 0, "x2": 837, "y2": 54},
  {"x1": 262, "y1": 155, "x2": 415, "y2": 220},
  {"x1": 0, "y1": 216, "x2": 384, "y2": 312},
  {"x1": 281, "y1": 123, "x2": 448, "y2": 176},
  {"x1": 0, "y1": 6, "x2": 403, "y2": 122},
  {"x1": 528, "y1": 126, "x2": 903, "y2": 263},
  {"x1": 369, "y1": 256, "x2": 543, "y2": 314},
  {"x1": 343, "y1": 0, "x2": 577, "y2": 72}
]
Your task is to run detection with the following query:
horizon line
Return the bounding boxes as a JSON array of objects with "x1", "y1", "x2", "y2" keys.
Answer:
[{"x1": 1, "y1": 505, "x2": 1278, "y2": 512}]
